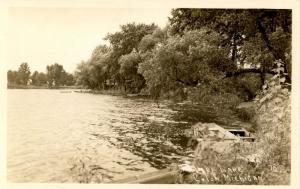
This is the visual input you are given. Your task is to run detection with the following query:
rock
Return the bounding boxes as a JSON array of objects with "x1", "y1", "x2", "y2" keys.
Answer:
[
  {"x1": 190, "y1": 122, "x2": 240, "y2": 141},
  {"x1": 178, "y1": 164, "x2": 196, "y2": 173},
  {"x1": 237, "y1": 148, "x2": 263, "y2": 164}
]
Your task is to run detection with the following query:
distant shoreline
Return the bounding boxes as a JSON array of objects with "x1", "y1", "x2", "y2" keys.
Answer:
[{"x1": 7, "y1": 84, "x2": 81, "y2": 90}]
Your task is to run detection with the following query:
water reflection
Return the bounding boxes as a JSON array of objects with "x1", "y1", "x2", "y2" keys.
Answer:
[{"x1": 90, "y1": 100, "x2": 192, "y2": 169}]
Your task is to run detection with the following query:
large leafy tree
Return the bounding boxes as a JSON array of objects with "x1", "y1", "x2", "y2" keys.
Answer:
[
  {"x1": 138, "y1": 29, "x2": 233, "y2": 97},
  {"x1": 31, "y1": 71, "x2": 41, "y2": 86},
  {"x1": 75, "y1": 45, "x2": 112, "y2": 89},
  {"x1": 138, "y1": 27, "x2": 169, "y2": 53},
  {"x1": 7, "y1": 70, "x2": 18, "y2": 84},
  {"x1": 64, "y1": 73, "x2": 75, "y2": 86},
  {"x1": 89, "y1": 45, "x2": 111, "y2": 89},
  {"x1": 75, "y1": 23, "x2": 158, "y2": 91},
  {"x1": 75, "y1": 60, "x2": 92, "y2": 88},
  {"x1": 119, "y1": 51, "x2": 145, "y2": 93},
  {"x1": 74, "y1": 9, "x2": 291, "y2": 102},
  {"x1": 30, "y1": 71, "x2": 47, "y2": 86},
  {"x1": 105, "y1": 23, "x2": 158, "y2": 56},
  {"x1": 104, "y1": 23, "x2": 158, "y2": 87},
  {"x1": 16, "y1": 62, "x2": 31, "y2": 85},
  {"x1": 169, "y1": 9, "x2": 292, "y2": 83},
  {"x1": 46, "y1": 63, "x2": 67, "y2": 88}
]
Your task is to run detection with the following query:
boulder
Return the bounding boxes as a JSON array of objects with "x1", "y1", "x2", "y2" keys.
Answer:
[{"x1": 188, "y1": 122, "x2": 240, "y2": 141}]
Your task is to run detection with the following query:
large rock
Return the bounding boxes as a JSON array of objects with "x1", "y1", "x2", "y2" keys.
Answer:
[{"x1": 185, "y1": 122, "x2": 240, "y2": 141}]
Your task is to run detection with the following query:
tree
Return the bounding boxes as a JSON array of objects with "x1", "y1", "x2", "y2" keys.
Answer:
[
  {"x1": 7, "y1": 70, "x2": 18, "y2": 84},
  {"x1": 169, "y1": 9, "x2": 292, "y2": 84},
  {"x1": 31, "y1": 71, "x2": 48, "y2": 86},
  {"x1": 138, "y1": 27, "x2": 169, "y2": 52},
  {"x1": 74, "y1": 44, "x2": 112, "y2": 89},
  {"x1": 119, "y1": 51, "x2": 145, "y2": 93},
  {"x1": 64, "y1": 73, "x2": 75, "y2": 86},
  {"x1": 37, "y1": 72, "x2": 47, "y2": 85},
  {"x1": 75, "y1": 23, "x2": 158, "y2": 91},
  {"x1": 105, "y1": 23, "x2": 158, "y2": 56},
  {"x1": 104, "y1": 23, "x2": 158, "y2": 87},
  {"x1": 89, "y1": 45, "x2": 111, "y2": 89},
  {"x1": 74, "y1": 9, "x2": 291, "y2": 103},
  {"x1": 16, "y1": 63, "x2": 31, "y2": 85},
  {"x1": 75, "y1": 60, "x2": 92, "y2": 88},
  {"x1": 46, "y1": 63, "x2": 67, "y2": 88},
  {"x1": 138, "y1": 29, "x2": 233, "y2": 97},
  {"x1": 31, "y1": 71, "x2": 40, "y2": 86}
]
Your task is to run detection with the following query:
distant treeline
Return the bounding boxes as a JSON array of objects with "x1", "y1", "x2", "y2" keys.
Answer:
[
  {"x1": 7, "y1": 63, "x2": 75, "y2": 88},
  {"x1": 74, "y1": 9, "x2": 291, "y2": 105}
]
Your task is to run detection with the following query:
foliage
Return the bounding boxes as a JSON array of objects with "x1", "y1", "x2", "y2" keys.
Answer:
[
  {"x1": 46, "y1": 63, "x2": 68, "y2": 88},
  {"x1": 7, "y1": 70, "x2": 18, "y2": 84},
  {"x1": 75, "y1": 60, "x2": 92, "y2": 88},
  {"x1": 177, "y1": 60, "x2": 291, "y2": 184},
  {"x1": 103, "y1": 23, "x2": 157, "y2": 87},
  {"x1": 6, "y1": 9, "x2": 291, "y2": 184},
  {"x1": 73, "y1": 9, "x2": 291, "y2": 108},
  {"x1": 169, "y1": 9, "x2": 292, "y2": 83},
  {"x1": 75, "y1": 49, "x2": 111, "y2": 90},
  {"x1": 252, "y1": 60, "x2": 291, "y2": 184},
  {"x1": 138, "y1": 29, "x2": 233, "y2": 99},
  {"x1": 186, "y1": 84, "x2": 242, "y2": 109},
  {"x1": 118, "y1": 51, "x2": 145, "y2": 93},
  {"x1": 138, "y1": 27, "x2": 169, "y2": 52},
  {"x1": 7, "y1": 63, "x2": 75, "y2": 88},
  {"x1": 105, "y1": 23, "x2": 157, "y2": 56},
  {"x1": 75, "y1": 23, "x2": 158, "y2": 91},
  {"x1": 16, "y1": 63, "x2": 31, "y2": 85},
  {"x1": 31, "y1": 71, "x2": 47, "y2": 86},
  {"x1": 88, "y1": 45, "x2": 111, "y2": 89}
]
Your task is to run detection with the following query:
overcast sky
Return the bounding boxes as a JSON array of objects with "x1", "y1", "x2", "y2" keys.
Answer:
[{"x1": 7, "y1": 7, "x2": 171, "y2": 73}]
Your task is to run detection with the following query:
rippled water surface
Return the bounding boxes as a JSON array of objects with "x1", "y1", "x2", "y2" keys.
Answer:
[{"x1": 7, "y1": 89, "x2": 195, "y2": 183}]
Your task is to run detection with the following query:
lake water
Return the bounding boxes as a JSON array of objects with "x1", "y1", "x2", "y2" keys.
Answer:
[
  {"x1": 7, "y1": 89, "x2": 194, "y2": 183},
  {"x1": 7, "y1": 89, "x2": 242, "y2": 183}
]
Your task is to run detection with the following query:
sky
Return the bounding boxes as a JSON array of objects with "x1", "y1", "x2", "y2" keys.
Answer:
[{"x1": 7, "y1": 7, "x2": 172, "y2": 73}]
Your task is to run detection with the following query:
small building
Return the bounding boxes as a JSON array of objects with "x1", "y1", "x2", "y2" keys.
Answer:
[{"x1": 27, "y1": 79, "x2": 32, "y2": 85}]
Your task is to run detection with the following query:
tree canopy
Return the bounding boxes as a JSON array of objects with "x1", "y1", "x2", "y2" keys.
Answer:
[
  {"x1": 17, "y1": 63, "x2": 31, "y2": 85},
  {"x1": 74, "y1": 9, "x2": 291, "y2": 104},
  {"x1": 168, "y1": 9, "x2": 292, "y2": 82}
]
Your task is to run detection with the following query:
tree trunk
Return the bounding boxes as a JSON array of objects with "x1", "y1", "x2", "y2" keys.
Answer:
[
  {"x1": 255, "y1": 17, "x2": 291, "y2": 83},
  {"x1": 231, "y1": 33, "x2": 237, "y2": 62}
]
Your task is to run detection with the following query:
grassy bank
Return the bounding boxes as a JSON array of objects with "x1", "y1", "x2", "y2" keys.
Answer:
[{"x1": 175, "y1": 76, "x2": 291, "y2": 185}]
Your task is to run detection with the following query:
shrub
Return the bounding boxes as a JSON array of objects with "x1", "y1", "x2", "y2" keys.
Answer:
[{"x1": 177, "y1": 60, "x2": 291, "y2": 185}]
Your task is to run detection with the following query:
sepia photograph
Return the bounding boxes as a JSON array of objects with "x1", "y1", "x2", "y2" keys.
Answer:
[{"x1": 0, "y1": 0, "x2": 299, "y2": 188}]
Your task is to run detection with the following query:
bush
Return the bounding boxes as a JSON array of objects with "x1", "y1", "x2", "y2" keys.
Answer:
[
  {"x1": 236, "y1": 102, "x2": 256, "y2": 122},
  {"x1": 186, "y1": 83, "x2": 243, "y2": 109},
  {"x1": 252, "y1": 60, "x2": 291, "y2": 184},
  {"x1": 177, "y1": 60, "x2": 291, "y2": 185}
]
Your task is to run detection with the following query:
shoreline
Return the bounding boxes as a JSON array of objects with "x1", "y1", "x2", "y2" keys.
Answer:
[{"x1": 7, "y1": 84, "x2": 82, "y2": 90}]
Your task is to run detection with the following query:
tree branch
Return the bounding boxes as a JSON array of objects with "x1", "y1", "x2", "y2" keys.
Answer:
[{"x1": 225, "y1": 68, "x2": 275, "y2": 78}]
